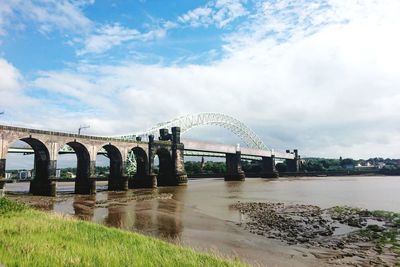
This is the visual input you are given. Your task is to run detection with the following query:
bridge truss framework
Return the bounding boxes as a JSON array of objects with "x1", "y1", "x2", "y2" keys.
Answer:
[{"x1": 118, "y1": 112, "x2": 270, "y2": 151}]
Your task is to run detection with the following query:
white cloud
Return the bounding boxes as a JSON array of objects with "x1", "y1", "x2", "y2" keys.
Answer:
[
  {"x1": 77, "y1": 23, "x2": 170, "y2": 55},
  {"x1": 78, "y1": 24, "x2": 141, "y2": 55},
  {"x1": 0, "y1": 1, "x2": 172, "y2": 55},
  {"x1": 0, "y1": 0, "x2": 92, "y2": 36},
  {"x1": 178, "y1": 0, "x2": 247, "y2": 28},
  {"x1": 0, "y1": 58, "x2": 41, "y2": 122}
]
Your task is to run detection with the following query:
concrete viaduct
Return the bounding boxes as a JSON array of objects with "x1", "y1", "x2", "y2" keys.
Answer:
[{"x1": 0, "y1": 124, "x2": 299, "y2": 197}]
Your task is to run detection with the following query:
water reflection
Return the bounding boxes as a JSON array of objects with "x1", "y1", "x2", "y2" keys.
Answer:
[
  {"x1": 133, "y1": 199, "x2": 157, "y2": 232},
  {"x1": 104, "y1": 191, "x2": 129, "y2": 228},
  {"x1": 224, "y1": 180, "x2": 244, "y2": 196},
  {"x1": 64, "y1": 188, "x2": 186, "y2": 241},
  {"x1": 73, "y1": 194, "x2": 95, "y2": 221}
]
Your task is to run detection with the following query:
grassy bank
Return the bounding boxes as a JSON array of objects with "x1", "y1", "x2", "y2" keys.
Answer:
[{"x1": 0, "y1": 198, "x2": 246, "y2": 267}]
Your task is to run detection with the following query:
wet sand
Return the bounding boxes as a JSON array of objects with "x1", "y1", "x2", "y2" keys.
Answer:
[{"x1": 4, "y1": 176, "x2": 400, "y2": 266}]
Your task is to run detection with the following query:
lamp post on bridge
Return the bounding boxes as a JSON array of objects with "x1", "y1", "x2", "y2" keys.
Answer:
[{"x1": 78, "y1": 125, "x2": 90, "y2": 135}]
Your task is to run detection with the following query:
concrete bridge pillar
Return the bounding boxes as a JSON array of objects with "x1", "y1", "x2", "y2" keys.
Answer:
[
  {"x1": 29, "y1": 159, "x2": 56, "y2": 197},
  {"x1": 148, "y1": 128, "x2": 187, "y2": 187},
  {"x1": 108, "y1": 160, "x2": 128, "y2": 191},
  {"x1": 120, "y1": 161, "x2": 129, "y2": 191},
  {"x1": 286, "y1": 149, "x2": 300, "y2": 173},
  {"x1": 140, "y1": 134, "x2": 158, "y2": 188},
  {"x1": 75, "y1": 160, "x2": 96, "y2": 195},
  {"x1": 86, "y1": 160, "x2": 97, "y2": 194},
  {"x1": 224, "y1": 151, "x2": 245, "y2": 181},
  {"x1": 261, "y1": 155, "x2": 279, "y2": 178},
  {"x1": 0, "y1": 158, "x2": 5, "y2": 197},
  {"x1": 172, "y1": 127, "x2": 188, "y2": 186}
]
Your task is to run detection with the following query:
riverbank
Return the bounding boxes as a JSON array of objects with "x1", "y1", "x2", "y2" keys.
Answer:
[
  {"x1": 233, "y1": 202, "x2": 400, "y2": 266},
  {"x1": 0, "y1": 198, "x2": 246, "y2": 267}
]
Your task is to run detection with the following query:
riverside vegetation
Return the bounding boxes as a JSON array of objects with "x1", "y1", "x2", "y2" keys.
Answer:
[
  {"x1": 0, "y1": 198, "x2": 246, "y2": 267},
  {"x1": 233, "y1": 202, "x2": 400, "y2": 266}
]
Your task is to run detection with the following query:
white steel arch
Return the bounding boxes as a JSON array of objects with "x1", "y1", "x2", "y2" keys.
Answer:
[{"x1": 120, "y1": 113, "x2": 269, "y2": 150}]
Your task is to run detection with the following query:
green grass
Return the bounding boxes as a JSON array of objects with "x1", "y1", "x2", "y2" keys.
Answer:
[{"x1": 0, "y1": 198, "x2": 247, "y2": 267}]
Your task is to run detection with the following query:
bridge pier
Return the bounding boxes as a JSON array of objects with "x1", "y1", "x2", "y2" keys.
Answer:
[
  {"x1": 29, "y1": 179, "x2": 56, "y2": 196},
  {"x1": 75, "y1": 155, "x2": 96, "y2": 194},
  {"x1": 261, "y1": 155, "x2": 279, "y2": 178},
  {"x1": 108, "y1": 161, "x2": 128, "y2": 191},
  {"x1": 0, "y1": 180, "x2": 5, "y2": 197},
  {"x1": 286, "y1": 149, "x2": 300, "y2": 173},
  {"x1": 149, "y1": 128, "x2": 188, "y2": 187},
  {"x1": 0, "y1": 159, "x2": 5, "y2": 197},
  {"x1": 171, "y1": 127, "x2": 188, "y2": 186},
  {"x1": 75, "y1": 176, "x2": 96, "y2": 194},
  {"x1": 108, "y1": 177, "x2": 127, "y2": 191},
  {"x1": 129, "y1": 174, "x2": 157, "y2": 188},
  {"x1": 225, "y1": 151, "x2": 245, "y2": 181},
  {"x1": 29, "y1": 160, "x2": 56, "y2": 197}
]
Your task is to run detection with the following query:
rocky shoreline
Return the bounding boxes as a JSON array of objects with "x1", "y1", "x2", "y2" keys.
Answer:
[{"x1": 233, "y1": 202, "x2": 400, "y2": 266}]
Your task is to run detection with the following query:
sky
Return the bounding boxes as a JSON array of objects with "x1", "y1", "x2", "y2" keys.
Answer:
[{"x1": 1, "y1": 0, "x2": 400, "y2": 159}]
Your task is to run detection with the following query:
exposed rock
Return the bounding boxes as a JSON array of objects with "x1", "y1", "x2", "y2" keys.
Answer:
[{"x1": 232, "y1": 202, "x2": 400, "y2": 266}]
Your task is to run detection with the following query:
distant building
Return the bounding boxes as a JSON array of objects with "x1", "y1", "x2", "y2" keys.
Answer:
[
  {"x1": 18, "y1": 170, "x2": 32, "y2": 180},
  {"x1": 64, "y1": 172, "x2": 76, "y2": 179},
  {"x1": 355, "y1": 161, "x2": 378, "y2": 170},
  {"x1": 376, "y1": 162, "x2": 386, "y2": 169}
]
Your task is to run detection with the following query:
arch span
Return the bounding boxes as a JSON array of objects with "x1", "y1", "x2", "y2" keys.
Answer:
[
  {"x1": 18, "y1": 137, "x2": 55, "y2": 196},
  {"x1": 120, "y1": 113, "x2": 269, "y2": 150},
  {"x1": 63, "y1": 141, "x2": 92, "y2": 194},
  {"x1": 154, "y1": 148, "x2": 174, "y2": 186},
  {"x1": 100, "y1": 144, "x2": 124, "y2": 191}
]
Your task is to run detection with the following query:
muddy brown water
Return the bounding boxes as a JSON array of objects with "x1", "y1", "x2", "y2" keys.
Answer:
[{"x1": 4, "y1": 176, "x2": 400, "y2": 266}]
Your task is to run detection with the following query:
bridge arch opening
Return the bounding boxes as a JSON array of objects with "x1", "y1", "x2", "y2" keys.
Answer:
[
  {"x1": 56, "y1": 144, "x2": 77, "y2": 180},
  {"x1": 154, "y1": 148, "x2": 174, "y2": 186},
  {"x1": 21, "y1": 138, "x2": 51, "y2": 183},
  {"x1": 58, "y1": 142, "x2": 92, "y2": 194},
  {"x1": 98, "y1": 144, "x2": 123, "y2": 191},
  {"x1": 129, "y1": 147, "x2": 148, "y2": 179},
  {"x1": 5, "y1": 137, "x2": 53, "y2": 195}
]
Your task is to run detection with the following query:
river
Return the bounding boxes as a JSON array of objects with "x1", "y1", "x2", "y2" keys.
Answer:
[{"x1": 5, "y1": 176, "x2": 400, "y2": 266}]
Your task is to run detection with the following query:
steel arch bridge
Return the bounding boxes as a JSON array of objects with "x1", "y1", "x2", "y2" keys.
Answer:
[{"x1": 120, "y1": 112, "x2": 269, "y2": 151}]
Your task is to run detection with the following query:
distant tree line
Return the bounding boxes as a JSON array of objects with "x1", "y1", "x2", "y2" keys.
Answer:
[
  {"x1": 299, "y1": 157, "x2": 400, "y2": 172},
  {"x1": 8, "y1": 157, "x2": 400, "y2": 179}
]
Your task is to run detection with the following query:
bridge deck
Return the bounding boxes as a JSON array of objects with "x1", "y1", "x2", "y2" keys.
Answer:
[
  {"x1": 182, "y1": 139, "x2": 295, "y2": 159},
  {"x1": 1, "y1": 124, "x2": 295, "y2": 159}
]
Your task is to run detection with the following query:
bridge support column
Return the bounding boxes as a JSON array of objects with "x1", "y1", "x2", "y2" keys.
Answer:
[
  {"x1": 75, "y1": 160, "x2": 96, "y2": 195},
  {"x1": 286, "y1": 149, "x2": 300, "y2": 173},
  {"x1": 261, "y1": 155, "x2": 279, "y2": 178},
  {"x1": 172, "y1": 127, "x2": 188, "y2": 185},
  {"x1": 225, "y1": 151, "x2": 245, "y2": 181},
  {"x1": 29, "y1": 160, "x2": 56, "y2": 197},
  {"x1": 108, "y1": 161, "x2": 128, "y2": 191},
  {"x1": 147, "y1": 135, "x2": 160, "y2": 187},
  {"x1": 0, "y1": 159, "x2": 6, "y2": 197},
  {"x1": 129, "y1": 174, "x2": 157, "y2": 189}
]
